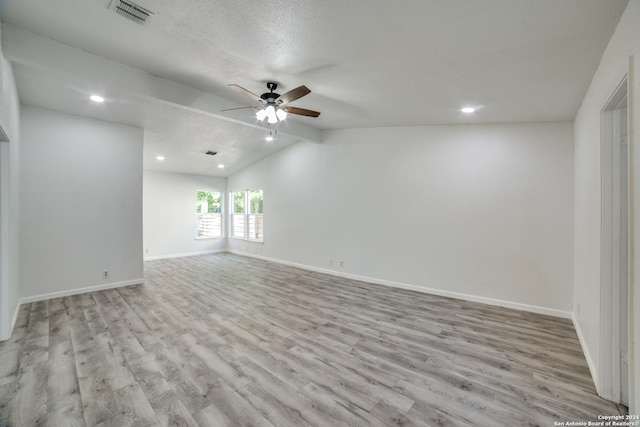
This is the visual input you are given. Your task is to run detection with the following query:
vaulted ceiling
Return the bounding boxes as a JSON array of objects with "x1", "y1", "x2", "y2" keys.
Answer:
[{"x1": 0, "y1": 0, "x2": 629, "y2": 176}]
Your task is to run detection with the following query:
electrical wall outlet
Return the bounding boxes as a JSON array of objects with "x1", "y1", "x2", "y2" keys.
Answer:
[
  {"x1": 103, "y1": 270, "x2": 109, "y2": 278},
  {"x1": 339, "y1": 260, "x2": 344, "y2": 268}
]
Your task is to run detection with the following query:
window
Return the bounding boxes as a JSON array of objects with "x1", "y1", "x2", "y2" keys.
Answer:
[
  {"x1": 231, "y1": 190, "x2": 246, "y2": 239},
  {"x1": 196, "y1": 190, "x2": 222, "y2": 238},
  {"x1": 248, "y1": 189, "x2": 264, "y2": 241},
  {"x1": 230, "y1": 189, "x2": 264, "y2": 242}
]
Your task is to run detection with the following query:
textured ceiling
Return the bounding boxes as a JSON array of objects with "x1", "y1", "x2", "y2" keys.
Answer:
[{"x1": 0, "y1": 0, "x2": 629, "y2": 175}]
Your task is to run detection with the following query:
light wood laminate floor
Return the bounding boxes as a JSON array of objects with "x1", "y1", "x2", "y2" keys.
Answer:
[{"x1": 0, "y1": 253, "x2": 621, "y2": 426}]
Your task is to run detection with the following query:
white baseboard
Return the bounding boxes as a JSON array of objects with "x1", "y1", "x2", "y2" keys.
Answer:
[
  {"x1": 144, "y1": 249, "x2": 225, "y2": 261},
  {"x1": 227, "y1": 250, "x2": 572, "y2": 319},
  {"x1": 10, "y1": 299, "x2": 20, "y2": 332},
  {"x1": 572, "y1": 313, "x2": 600, "y2": 395},
  {"x1": 20, "y1": 279, "x2": 145, "y2": 304},
  {"x1": 0, "y1": 300, "x2": 21, "y2": 341}
]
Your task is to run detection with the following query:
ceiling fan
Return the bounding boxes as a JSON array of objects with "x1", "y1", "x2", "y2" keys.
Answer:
[{"x1": 222, "y1": 82, "x2": 321, "y2": 124}]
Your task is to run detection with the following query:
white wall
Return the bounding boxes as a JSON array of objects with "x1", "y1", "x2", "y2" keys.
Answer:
[
  {"x1": 573, "y1": 0, "x2": 640, "y2": 411},
  {"x1": 228, "y1": 122, "x2": 574, "y2": 316},
  {"x1": 0, "y1": 19, "x2": 21, "y2": 341},
  {"x1": 20, "y1": 106, "x2": 143, "y2": 300},
  {"x1": 143, "y1": 170, "x2": 226, "y2": 259}
]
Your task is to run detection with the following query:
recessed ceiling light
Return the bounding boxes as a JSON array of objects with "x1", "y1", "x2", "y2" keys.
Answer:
[
  {"x1": 156, "y1": 156, "x2": 165, "y2": 161},
  {"x1": 461, "y1": 107, "x2": 475, "y2": 113},
  {"x1": 218, "y1": 164, "x2": 225, "y2": 169},
  {"x1": 265, "y1": 135, "x2": 274, "y2": 142},
  {"x1": 90, "y1": 95, "x2": 105, "y2": 103}
]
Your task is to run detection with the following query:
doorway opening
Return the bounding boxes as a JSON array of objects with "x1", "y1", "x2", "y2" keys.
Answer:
[{"x1": 601, "y1": 76, "x2": 629, "y2": 406}]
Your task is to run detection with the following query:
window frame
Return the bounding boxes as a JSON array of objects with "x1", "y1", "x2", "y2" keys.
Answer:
[
  {"x1": 247, "y1": 189, "x2": 264, "y2": 242},
  {"x1": 230, "y1": 190, "x2": 246, "y2": 240},
  {"x1": 196, "y1": 190, "x2": 223, "y2": 240},
  {"x1": 229, "y1": 189, "x2": 264, "y2": 242}
]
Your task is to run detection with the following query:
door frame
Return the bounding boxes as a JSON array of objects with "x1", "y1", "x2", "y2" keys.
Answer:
[
  {"x1": 0, "y1": 136, "x2": 10, "y2": 341},
  {"x1": 600, "y1": 75, "x2": 629, "y2": 404}
]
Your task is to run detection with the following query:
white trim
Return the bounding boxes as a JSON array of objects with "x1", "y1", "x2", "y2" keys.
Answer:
[
  {"x1": 599, "y1": 74, "x2": 629, "y2": 403},
  {"x1": 574, "y1": 312, "x2": 600, "y2": 395},
  {"x1": 228, "y1": 237, "x2": 264, "y2": 243},
  {"x1": 0, "y1": 295, "x2": 20, "y2": 342},
  {"x1": 10, "y1": 299, "x2": 20, "y2": 331},
  {"x1": 228, "y1": 250, "x2": 572, "y2": 319},
  {"x1": 0, "y1": 142, "x2": 10, "y2": 341},
  {"x1": 144, "y1": 249, "x2": 225, "y2": 261},
  {"x1": 19, "y1": 279, "x2": 145, "y2": 304},
  {"x1": 627, "y1": 53, "x2": 639, "y2": 414}
]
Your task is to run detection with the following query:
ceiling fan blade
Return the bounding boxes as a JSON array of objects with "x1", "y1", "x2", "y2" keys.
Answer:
[
  {"x1": 276, "y1": 85, "x2": 311, "y2": 105},
  {"x1": 284, "y1": 106, "x2": 321, "y2": 117},
  {"x1": 228, "y1": 84, "x2": 263, "y2": 104},
  {"x1": 221, "y1": 106, "x2": 256, "y2": 112}
]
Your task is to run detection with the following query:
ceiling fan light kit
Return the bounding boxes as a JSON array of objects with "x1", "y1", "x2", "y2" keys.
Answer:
[
  {"x1": 223, "y1": 82, "x2": 321, "y2": 126},
  {"x1": 263, "y1": 104, "x2": 279, "y2": 124},
  {"x1": 275, "y1": 108, "x2": 287, "y2": 121}
]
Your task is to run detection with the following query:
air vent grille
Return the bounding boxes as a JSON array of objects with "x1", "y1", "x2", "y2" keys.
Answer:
[{"x1": 109, "y1": 0, "x2": 153, "y2": 24}]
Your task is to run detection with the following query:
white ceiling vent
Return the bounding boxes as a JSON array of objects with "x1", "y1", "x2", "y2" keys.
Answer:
[{"x1": 109, "y1": 0, "x2": 153, "y2": 24}]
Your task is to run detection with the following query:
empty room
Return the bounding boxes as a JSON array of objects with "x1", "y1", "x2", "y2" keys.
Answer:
[{"x1": 0, "y1": 0, "x2": 639, "y2": 426}]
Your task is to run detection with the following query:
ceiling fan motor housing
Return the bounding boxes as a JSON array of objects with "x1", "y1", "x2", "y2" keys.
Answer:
[
  {"x1": 261, "y1": 93, "x2": 280, "y2": 102},
  {"x1": 261, "y1": 82, "x2": 280, "y2": 102}
]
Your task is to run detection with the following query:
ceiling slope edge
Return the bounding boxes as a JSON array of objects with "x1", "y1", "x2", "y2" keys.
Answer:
[{"x1": 1, "y1": 23, "x2": 322, "y2": 144}]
